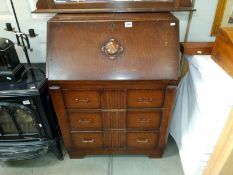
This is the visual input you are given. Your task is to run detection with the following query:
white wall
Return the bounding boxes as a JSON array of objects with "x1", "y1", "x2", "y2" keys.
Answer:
[
  {"x1": 0, "y1": 0, "x2": 54, "y2": 63},
  {"x1": 0, "y1": 0, "x2": 218, "y2": 63},
  {"x1": 173, "y1": 0, "x2": 219, "y2": 41}
]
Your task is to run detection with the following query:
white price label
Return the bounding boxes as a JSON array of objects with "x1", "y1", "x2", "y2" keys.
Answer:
[
  {"x1": 170, "y1": 22, "x2": 176, "y2": 26},
  {"x1": 23, "y1": 100, "x2": 30, "y2": 105},
  {"x1": 6, "y1": 77, "x2": 12, "y2": 80},
  {"x1": 125, "y1": 22, "x2": 133, "y2": 28}
]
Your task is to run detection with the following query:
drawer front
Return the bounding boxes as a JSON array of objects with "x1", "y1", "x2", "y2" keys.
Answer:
[
  {"x1": 127, "y1": 90, "x2": 164, "y2": 108},
  {"x1": 68, "y1": 112, "x2": 102, "y2": 130},
  {"x1": 127, "y1": 132, "x2": 158, "y2": 149},
  {"x1": 63, "y1": 91, "x2": 101, "y2": 109},
  {"x1": 127, "y1": 111, "x2": 161, "y2": 129},
  {"x1": 72, "y1": 132, "x2": 103, "y2": 148}
]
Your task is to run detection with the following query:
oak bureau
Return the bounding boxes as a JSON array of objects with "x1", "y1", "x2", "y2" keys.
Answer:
[{"x1": 47, "y1": 13, "x2": 179, "y2": 158}]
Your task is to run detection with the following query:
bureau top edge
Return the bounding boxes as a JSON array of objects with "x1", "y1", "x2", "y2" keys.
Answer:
[{"x1": 48, "y1": 12, "x2": 178, "y2": 22}]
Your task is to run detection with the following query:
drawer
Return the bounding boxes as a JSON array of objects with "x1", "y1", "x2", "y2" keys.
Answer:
[
  {"x1": 72, "y1": 132, "x2": 103, "y2": 148},
  {"x1": 127, "y1": 132, "x2": 158, "y2": 149},
  {"x1": 63, "y1": 90, "x2": 101, "y2": 109},
  {"x1": 127, "y1": 111, "x2": 161, "y2": 130},
  {"x1": 68, "y1": 112, "x2": 102, "y2": 130},
  {"x1": 127, "y1": 90, "x2": 164, "y2": 108}
]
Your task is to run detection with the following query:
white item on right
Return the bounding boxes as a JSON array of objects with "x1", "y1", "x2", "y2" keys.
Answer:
[{"x1": 170, "y1": 55, "x2": 233, "y2": 175}]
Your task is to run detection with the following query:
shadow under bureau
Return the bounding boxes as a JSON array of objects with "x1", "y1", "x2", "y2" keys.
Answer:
[{"x1": 47, "y1": 13, "x2": 179, "y2": 158}]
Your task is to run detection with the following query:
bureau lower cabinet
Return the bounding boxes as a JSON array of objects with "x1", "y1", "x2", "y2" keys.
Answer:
[{"x1": 47, "y1": 13, "x2": 179, "y2": 158}]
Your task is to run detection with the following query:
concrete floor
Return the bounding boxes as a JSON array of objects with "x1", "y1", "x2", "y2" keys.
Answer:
[{"x1": 0, "y1": 137, "x2": 184, "y2": 175}]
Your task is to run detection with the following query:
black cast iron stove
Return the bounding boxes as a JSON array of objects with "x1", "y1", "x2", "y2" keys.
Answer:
[{"x1": 0, "y1": 64, "x2": 63, "y2": 161}]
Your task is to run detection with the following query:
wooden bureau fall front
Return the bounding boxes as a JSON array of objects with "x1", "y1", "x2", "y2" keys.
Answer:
[{"x1": 47, "y1": 13, "x2": 179, "y2": 158}]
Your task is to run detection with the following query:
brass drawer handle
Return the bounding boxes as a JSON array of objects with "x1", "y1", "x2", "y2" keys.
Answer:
[
  {"x1": 101, "y1": 38, "x2": 124, "y2": 60},
  {"x1": 75, "y1": 98, "x2": 90, "y2": 103},
  {"x1": 78, "y1": 119, "x2": 92, "y2": 124},
  {"x1": 137, "y1": 118, "x2": 151, "y2": 123},
  {"x1": 137, "y1": 98, "x2": 153, "y2": 102},
  {"x1": 82, "y1": 138, "x2": 95, "y2": 143},
  {"x1": 136, "y1": 138, "x2": 149, "y2": 143}
]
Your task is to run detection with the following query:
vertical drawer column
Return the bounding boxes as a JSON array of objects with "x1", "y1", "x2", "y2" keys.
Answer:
[
  {"x1": 102, "y1": 89, "x2": 127, "y2": 149},
  {"x1": 104, "y1": 131, "x2": 126, "y2": 150},
  {"x1": 102, "y1": 89, "x2": 127, "y2": 130},
  {"x1": 102, "y1": 111, "x2": 126, "y2": 130},
  {"x1": 102, "y1": 89, "x2": 126, "y2": 109}
]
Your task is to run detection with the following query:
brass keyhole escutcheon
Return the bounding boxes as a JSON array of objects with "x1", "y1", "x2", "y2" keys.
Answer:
[{"x1": 101, "y1": 38, "x2": 124, "y2": 60}]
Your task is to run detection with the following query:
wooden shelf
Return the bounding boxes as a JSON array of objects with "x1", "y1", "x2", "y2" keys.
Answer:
[
  {"x1": 180, "y1": 42, "x2": 215, "y2": 55},
  {"x1": 33, "y1": 7, "x2": 195, "y2": 13},
  {"x1": 35, "y1": 0, "x2": 193, "y2": 13}
]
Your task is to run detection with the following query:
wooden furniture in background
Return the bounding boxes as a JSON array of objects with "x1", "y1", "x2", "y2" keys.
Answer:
[
  {"x1": 180, "y1": 42, "x2": 214, "y2": 55},
  {"x1": 204, "y1": 27, "x2": 233, "y2": 175},
  {"x1": 204, "y1": 109, "x2": 233, "y2": 175},
  {"x1": 211, "y1": 27, "x2": 233, "y2": 78},
  {"x1": 179, "y1": 42, "x2": 214, "y2": 78},
  {"x1": 35, "y1": 0, "x2": 192, "y2": 13},
  {"x1": 211, "y1": 0, "x2": 228, "y2": 36},
  {"x1": 47, "y1": 13, "x2": 179, "y2": 158}
]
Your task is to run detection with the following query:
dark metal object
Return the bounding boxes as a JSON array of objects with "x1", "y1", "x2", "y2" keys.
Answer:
[
  {"x1": 28, "y1": 29, "x2": 36, "y2": 37},
  {"x1": 0, "y1": 140, "x2": 49, "y2": 161},
  {"x1": 8, "y1": 0, "x2": 38, "y2": 84},
  {"x1": 9, "y1": 0, "x2": 32, "y2": 68},
  {"x1": 0, "y1": 38, "x2": 25, "y2": 82},
  {"x1": 0, "y1": 64, "x2": 63, "y2": 161},
  {"x1": 5, "y1": 23, "x2": 13, "y2": 31},
  {"x1": 0, "y1": 38, "x2": 19, "y2": 69}
]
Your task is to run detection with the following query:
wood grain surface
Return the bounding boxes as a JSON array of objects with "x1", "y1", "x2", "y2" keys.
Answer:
[
  {"x1": 36, "y1": 0, "x2": 192, "y2": 13},
  {"x1": 47, "y1": 13, "x2": 179, "y2": 81},
  {"x1": 48, "y1": 13, "x2": 179, "y2": 158},
  {"x1": 211, "y1": 27, "x2": 233, "y2": 78}
]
